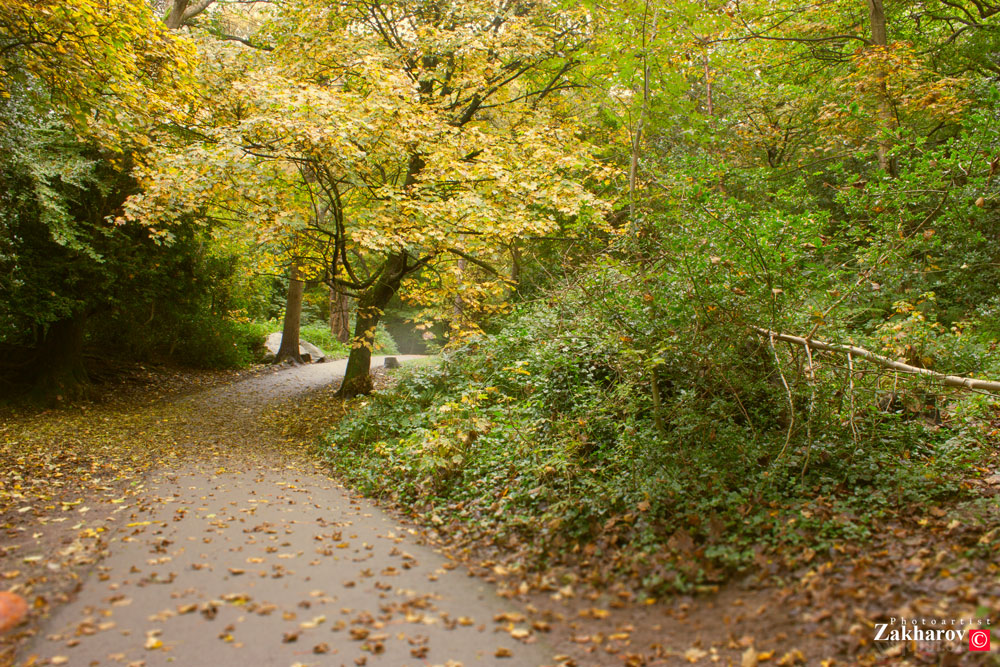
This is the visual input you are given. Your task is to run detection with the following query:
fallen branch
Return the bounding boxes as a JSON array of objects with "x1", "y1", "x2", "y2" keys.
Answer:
[{"x1": 752, "y1": 327, "x2": 1000, "y2": 393}]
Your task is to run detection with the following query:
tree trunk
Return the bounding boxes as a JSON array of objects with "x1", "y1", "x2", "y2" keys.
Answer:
[
  {"x1": 703, "y1": 49, "x2": 714, "y2": 117},
  {"x1": 338, "y1": 252, "x2": 407, "y2": 398},
  {"x1": 338, "y1": 154, "x2": 423, "y2": 397},
  {"x1": 275, "y1": 261, "x2": 305, "y2": 364},
  {"x1": 629, "y1": 0, "x2": 656, "y2": 220},
  {"x1": 163, "y1": 0, "x2": 214, "y2": 30},
  {"x1": 164, "y1": 0, "x2": 189, "y2": 29},
  {"x1": 453, "y1": 257, "x2": 466, "y2": 320},
  {"x1": 867, "y1": 0, "x2": 897, "y2": 176},
  {"x1": 32, "y1": 314, "x2": 89, "y2": 401},
  {"x1": 506, "y1": 243, "x2": 521, "y2": 300},
  {"x1": 329, "y1": 284, "x2": 350, "y2": 345}
]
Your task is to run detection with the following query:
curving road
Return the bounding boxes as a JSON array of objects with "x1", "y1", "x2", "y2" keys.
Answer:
[{"x1": 24, "y1": 358, "x2": 555, "y2": 667}]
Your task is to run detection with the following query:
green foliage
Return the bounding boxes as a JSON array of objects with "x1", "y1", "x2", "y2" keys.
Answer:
[
  {"x1": 253, "y1": 320, "x2": 399, "y2": 360},
  {"x1": 298, "y1": 324, "x2": 351, "y2": 359},
  {"x1": 169, "y1": 318, "x2": 268, "y2": 369},
  {"x1": 0, "y1": 114, "x2": 274, "y2": 374},
  {"x1": 313, "y1": 4, "x2": 1000, "y2": 592},
  {"x1": 323, "y1": 278, "x2": 997, "y2": 592}
]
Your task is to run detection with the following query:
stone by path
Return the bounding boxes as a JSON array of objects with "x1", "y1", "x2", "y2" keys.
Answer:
[{"x1": 22, "y1": 358, "x2": 555, "y2": 667}]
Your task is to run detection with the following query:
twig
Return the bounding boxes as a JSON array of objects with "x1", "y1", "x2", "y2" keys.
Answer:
[
  {"x1": 800, "y1": 341, "x2": 816, "y2": 480},
  {"x1": 769, "y1": 332, "x2": 796, "y2": 463},
  {"x1": 847, "y1": 352, "x2": 859, "y2": 445}
]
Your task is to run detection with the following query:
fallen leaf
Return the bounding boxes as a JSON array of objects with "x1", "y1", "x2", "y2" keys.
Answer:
[
  {"x1": 494, "y1": 612, "x2": 525, "y2": 623},
  {"x1": 300, "y1": 615, "x2": 326, "y2": 629},
  {"x1": 684, "y1": 647, "x2": 708, "y2": 663},
  {"x1": 776, "y1": 649, "x2": 805, "y2": 666}
]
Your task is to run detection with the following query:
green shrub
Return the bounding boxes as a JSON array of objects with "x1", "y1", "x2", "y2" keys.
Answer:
[
  {"x1": 299, "y1": 324, "x2": 351, "y2": 358},
  {"x1": 322, "y1": 276, "x2": 997, "y2": 594},
  {"x1": 258, "y1": 320, "x2": 399, "y2": 359},
  {"x1": 171, "y1": 317, "x2": 269, "y2": 369}
]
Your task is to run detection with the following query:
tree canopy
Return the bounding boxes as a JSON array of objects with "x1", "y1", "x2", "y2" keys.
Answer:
[{"x1": 1, "y1": 0, "x2": 998, "y2": 400}]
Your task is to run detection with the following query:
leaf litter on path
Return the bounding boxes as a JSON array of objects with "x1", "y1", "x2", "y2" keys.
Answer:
[{"x1": 4, "y1": 360, "x2": 554, "y2": 667}]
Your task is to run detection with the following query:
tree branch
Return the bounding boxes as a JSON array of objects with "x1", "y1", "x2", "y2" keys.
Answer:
[
  {"x1": 208, "y1": 31, "x2": 273, "y2": 50},
  {"x1": 181, "y1": 0, "x2": 216, "y2": 23},
  {"x1": 445, "y1": 248, "x2": 501, "y2": 276},
  {"x1": 753, "y1": 327, "x2": 1000, "y2": 393}
]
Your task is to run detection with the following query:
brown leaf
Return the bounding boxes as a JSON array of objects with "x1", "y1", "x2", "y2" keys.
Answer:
[
  {"x1": 684, "y1": 647, "x2": 708, "y2": 663},
  {"x1": 494, "y1": 612, "x2": 525, "y2": 623},
  {"x1": 777, "y1": 649, "x2": 805, "y2": 666}
]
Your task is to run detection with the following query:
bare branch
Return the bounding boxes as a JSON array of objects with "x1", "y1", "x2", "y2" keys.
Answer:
[{"x1": 754, "y1": 327, "x2": 1000, "y2": 393}]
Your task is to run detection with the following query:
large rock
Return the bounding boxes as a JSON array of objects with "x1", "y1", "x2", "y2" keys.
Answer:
[{"x1": 263, "y1": 332, "x2": 326, "y2": 363}]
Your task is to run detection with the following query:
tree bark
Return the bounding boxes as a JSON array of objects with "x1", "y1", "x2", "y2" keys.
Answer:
[
  {"x1": 867, "y1": 0, "x2": 897, "y2": 176},
  {"x1": 629, "y1": 0, "x2": 656, "y2": 220},
  {"x1": 337, "y1": 252, "x2": 408, "y2": 398},
  {"x1": 164, "y1": 0, "x2": 190, "y2": 29},
  {"x1": 164, "y1": 0, "x2": 214, "y2": 29},
  {"x1": 867, "y1": 0, "x2": 887, "y2": 46},
  {"x1": 329, "y1": 284, "x2": 351, "y2": 344},
  {"x1": 507, "y1": 243, "x2": 521, "y2": 300},
  {"x1": 32, "y1": 314, "x2": 89, "y2": 400},
  {"x1": 275, "y1": 261, "x2": 305, "y2": 364},
  {"x1": 337, "y1": 152, "x2": 423, "y2": 396},
  {"x1": 453, "y1": 257, "x2": 466, "y2": 320},
  {"x1": 703, "y1": 50, "x2": 714, "y2": 117}
]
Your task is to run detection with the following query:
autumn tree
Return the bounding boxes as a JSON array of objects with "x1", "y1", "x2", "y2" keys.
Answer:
[
  {"x1": 0, "y1": 0, "x2": 194, "y2": 396},
  {"x1": 129, "y1": 0, "x2": 607, "y2": 396},
  {"x1": 722, "y1": 0, "x2": 981, "y2": 174}
]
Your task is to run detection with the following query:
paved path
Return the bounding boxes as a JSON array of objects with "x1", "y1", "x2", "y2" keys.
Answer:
[{"x1": 25, "y1": 359, "x2": 553, "y2": 666}]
